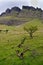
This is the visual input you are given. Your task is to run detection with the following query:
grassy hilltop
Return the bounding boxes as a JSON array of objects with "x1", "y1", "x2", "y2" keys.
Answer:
[{"x1": 0, "y1": 19, "x2": 43, "y2": 65}]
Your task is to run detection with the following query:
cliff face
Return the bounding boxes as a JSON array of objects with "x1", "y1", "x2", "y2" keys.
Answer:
[
  {"x1": 18, "y1": 6, "x2": 43, "y2": 18},
  {"x1": 0, "y1": 7, "x2": 21, "y2": 16},
  {"x1": 0, "y1": 6, "x2": 43, "y2": 18},
  {"x1": 0, "y1": 6, "x2": 43, "y2": 26}
]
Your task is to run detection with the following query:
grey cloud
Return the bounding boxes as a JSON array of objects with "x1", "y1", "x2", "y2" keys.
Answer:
[{"x1": 0, "y1": 0, "x2": 43, "y2": 14}]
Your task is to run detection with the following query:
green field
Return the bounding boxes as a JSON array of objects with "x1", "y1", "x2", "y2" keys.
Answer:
[{"x1": 0, "y1": 19, "x2": 43, "y2": 65}]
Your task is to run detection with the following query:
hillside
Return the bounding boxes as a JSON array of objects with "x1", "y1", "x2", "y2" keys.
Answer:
[
  {"x1": 0, "y1": 19, "x2": 43, "y2": 65},
  {"x1": 0, "y1": 6, "x2": 43, "y2": 26},
  {"x1": 0, "y1": 5, "x2": 43, "y2": 65}
]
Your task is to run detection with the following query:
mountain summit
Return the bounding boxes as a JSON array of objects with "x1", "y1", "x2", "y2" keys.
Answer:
[{"x1": 0, "y1": 6, "x2": 43, "y2": 25}]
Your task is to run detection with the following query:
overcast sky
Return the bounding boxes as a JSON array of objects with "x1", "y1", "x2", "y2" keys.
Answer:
[{"x1": 0, "y1": 0, "x2": 43, "y2": 14}]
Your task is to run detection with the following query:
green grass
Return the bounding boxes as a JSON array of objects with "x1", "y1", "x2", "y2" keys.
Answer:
[{"x1": 0, "y1": 19, "x2": 43, "y2": 65}]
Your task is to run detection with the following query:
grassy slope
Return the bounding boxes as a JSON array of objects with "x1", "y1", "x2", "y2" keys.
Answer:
[
  {"x1": 0, "y1": 16, "x2": 31, "y2": 21},
  {"x1": 0, "y1": 16, "x2": 33, "y2": 26},
  {"x1": 0, "y1": 19, "x2": 43, "y2": 65}
]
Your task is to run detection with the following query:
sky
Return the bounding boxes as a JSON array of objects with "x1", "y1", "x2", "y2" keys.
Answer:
[{"x1": 0, "y1": 0, "x2": 43, "y2": 14}]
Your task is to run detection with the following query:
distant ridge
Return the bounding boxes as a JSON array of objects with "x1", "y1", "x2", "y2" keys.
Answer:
[
  {"x1": 0, "y1": 6, "x2": 43, "y2": 17},
  {"x1": 0, "y1": 6, "x2": 21, "y2": 16},
  {"x1": 0, "y1": 6, "x2": 43, "y2": 26}
]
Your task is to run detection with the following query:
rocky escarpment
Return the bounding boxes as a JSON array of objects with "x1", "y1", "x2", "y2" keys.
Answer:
[{"x1": 0, "y1": 6, "x2": 43, "y2": 26}]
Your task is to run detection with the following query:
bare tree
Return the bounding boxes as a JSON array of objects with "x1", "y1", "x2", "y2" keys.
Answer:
[
  {"x1": 17, "y1": 37, "x2": 26, "y2": 48},
  {"x1": 16, "y1": 48, "x2": 30, "y2": 59},
  {"x1": 24, "y1": 26, "x2": 38, "y2": 38}
]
